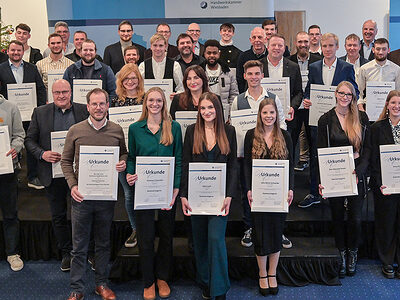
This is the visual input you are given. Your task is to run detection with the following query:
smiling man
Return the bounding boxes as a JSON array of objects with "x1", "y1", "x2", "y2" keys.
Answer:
[
  {"x1": 175, "y1": 33, "x2": 205, "y2": 74},
  {"x1": 44, "y1": 22, "x2": 75, "y2": 58},
  {"x1": 339, "y1": 34, "x2": 369, "y2": 74},
  {"x1": 144, "y1": 23, "x2": 179, "y2": 59},
  {"x1": 360, "y1": 20, "x2": 378, "y2": 61},
  {"x1": 218, "y1": 23, "x2": 242, "y2": 69},
  {"x1": 187, "y1": 22, "x2": 204, "y2": 56},
  {"x1": 66, "y1": 31, "x2": 103, "y2": 63},
  {"x1": 14, "y1": 23, "x2": 42, "y2": 64}
]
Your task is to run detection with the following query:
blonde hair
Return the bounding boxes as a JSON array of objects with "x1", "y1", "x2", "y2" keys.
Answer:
[
  {"x1": 321, "y1": 32, "x2": 339, "y2": 47},
  {"x1": 377, "y1": 90, "x2": 400, "y2": 121},
  {"x1": 150, "y1": 33, "x2": 167, "y2": 45},
  {"x1": 115, "y1": 63, "x2": 145, "y2": 104},
  {"x1": 138, "y1": 87, "x2": 173, "y2": 146}
]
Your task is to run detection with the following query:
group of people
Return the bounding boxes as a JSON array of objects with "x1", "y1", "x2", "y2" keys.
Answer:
[{"x1": 0, "y1": 17, "x2": 400, "y2": 300}]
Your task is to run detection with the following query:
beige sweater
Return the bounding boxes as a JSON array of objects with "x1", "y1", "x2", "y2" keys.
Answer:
[{"x1": 61, "y1": 119, "x2": 128, "y2": 189}]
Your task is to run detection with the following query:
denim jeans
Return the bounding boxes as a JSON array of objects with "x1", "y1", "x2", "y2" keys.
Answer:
[{"x1": 118, "y1": 170, "x2": 136, "y2": 230}]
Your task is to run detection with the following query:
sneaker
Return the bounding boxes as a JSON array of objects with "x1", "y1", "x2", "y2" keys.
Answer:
[
  {"x1": 124, "y1": 229, "x2": 137, "y2": 248},
  {"x1": 282, "y1": 234, "x2": 292, "y2": 249},
  {"x1": 298, "y1": 194, "x2": 321, "y2": 208},
  {"x1": 7, "y1": 254, "x2": 24, "y2": 271},
  {"x1": 27, "y1": 177, "x2": 44, "y2": 190},
  {"x1": 294, "y1": 161, "x2": 309, "y2": 171},
  {"x1": 241, "y1": 228, "x2": 253, "y2": 247},
  {"x1": 61, "y1": 254, "x2": 71, "y2": 272},
  {"x1": 88, "y1": 255, "x2": 95, "y2": 271}
]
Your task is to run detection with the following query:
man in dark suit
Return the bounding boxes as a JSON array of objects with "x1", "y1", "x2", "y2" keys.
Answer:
[
  {"x1": 339, "y1": 34, "x2": 369, "y2": 70},
  {"x1": 359, "y1": 20, "x2": 378, "y2": 61},
  {"x1": 261, "y1": 19, "x2": 290, "y2": 57},
  {"x1": 144, "y1": 23, "x2": 179, "y2": 59},
  {"x1": 25, "y1": 79, "x2": 88, "y2": 272},
  {"x1": 103, "y1": 20, "x2": 146, "y2": 74},
  {"x1": 15, "y1": 23, "x2": 42, "y2": 64},
  {"x1": 388, "y1": 49, "x2": 400, "y2": 67},
  {"x1": 187, "y1": 23, "x2": 205, "y2": 57}
]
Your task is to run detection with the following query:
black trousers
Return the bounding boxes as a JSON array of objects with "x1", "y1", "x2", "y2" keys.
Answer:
[
  {"x1": 23, "y1": 121, "x2": 38, "y2": 181},
  {"x1": 45, "y1": 178, "x2": 72, "y2": 256},
  {"x1": 135, "y1": 204, "x2": 176, "y2": 288},
  {"x1": 374, "y1": 190, "x2": 400, "y2": 266}
]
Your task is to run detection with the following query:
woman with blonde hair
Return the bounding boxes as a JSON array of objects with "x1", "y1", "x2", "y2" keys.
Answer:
[
  {"x1": 317, "y1": 81, "x2": 371, "y2": 278},
  {"x1": 244, "y1": 98, "x2": 294, "y2": 296},
  {"x1": 126, "y1": 87, "x2": 182, "y2": 300}
]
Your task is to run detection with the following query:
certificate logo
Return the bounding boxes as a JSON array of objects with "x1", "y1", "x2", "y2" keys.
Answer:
[{"x1": 200, "y1": 1, "x2": 207, "y2": 9}]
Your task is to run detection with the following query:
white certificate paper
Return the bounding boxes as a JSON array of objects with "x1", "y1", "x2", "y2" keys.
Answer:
[
  {"x1": 251, "y1": 159, "x2": 289, "y2": 213},
  {"x1": 318, "y1": 146, "x2": 358, "y2": 198},
  {"x1": 134, "y1": 156, "x2": 175, "y2": 210},
  {"x1": 366, "y1": 81, "x2": 395, "y2": 122},
  {"x1": 0, "y1": 126, "x2": 14, "y2": 175},
  {"x1": 144, "y1": 79, "x2": 173, "y2": 108},
  {"x1": 78, "y1": 145, "x2": 119, "y2": 200},
  {"x1": 309, "y1": 84, "x2": 336, "y2": 126},
  {"x1": 261, "y1": 77, "x2": 291, "y2": 118},
  {"x1": 188, "y1": 163, "x2": 226, "y2": 215},
  {"x1": 47, "y1": 70, "x2": 65, "y2": 103},
  {"x1": 109, "y1": 105, "x2": 142, "y2": 146},
  {"x1": 73, "y1": 79, "x2": 102, "y2": 104},
  {"x1": 175, "y1": 111, "x2": 198, "y2": 138},
  {"x1": 50, "y1": 131, "x2": 68, "y2": 178},
  {"x1": 230, "y1": 109, "x2": 258, "y2": 157},
  {"x1": 380, "y1": 144, "x2": 400, "y2": 194},
  {"x1": 7, "y1": 83, "x2": 37, "y2": 121}
]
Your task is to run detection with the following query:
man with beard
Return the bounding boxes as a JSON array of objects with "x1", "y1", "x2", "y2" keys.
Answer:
[
  {"x1": 174, "y1": 33, "x2": 205, "y2": 74},
  {"x1": 63, "y1": 39, "x2": 116, "y2": 98},
  {"x1": 44, "y1": 21, "x2": 75, "y2": 57},
  {"x1": 123, "y1": 45, "x2": 140, "y2": 65},
  {"x1": 356, "y1": 38, "x2": 400, "y2": 111},
  {"x1": 36, "y1": 33, "x2": 74, "y2": 90},
  {"x1": 66, "y1": 31, "x2": 103, "y2": 63},
  {"x1": 339, "y1": 34, "x2": 369, "y2": 74},
  {"x1": 200, "y1": 39, "x2": 238, "y2": 118},
  {"x1": 360, "y1": 20, "x2": 378, "y2": 61},
  {"x1": 104, "y1": 20, "x2": 146, "y2": 74}
]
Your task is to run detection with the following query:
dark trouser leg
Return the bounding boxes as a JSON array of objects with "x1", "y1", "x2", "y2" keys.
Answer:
[
  {"x1": 329, "y1": 197, "x2": 346, "y2": 250},
  {"x1": 118, "y1": 171, "x2": 136, "y2": 229},
  {"x1": 239, "y1": 158, "x2": 252, "y2": 230},
  {"x1": 0, "y1": 173, "x2": 19, "y2": 256},
  {"x1": 191, "y1": 215, "x2": 209, "y2": 288},
  {"x1": 23, "y1": 121, "x2": 38, "y2": 181},
  {"x1": 346, "y1": 180, "x2": 365, "y2": 250},
  {"x1": 306, "y1": 121, "x2": 318, "y2": 196},
  {"x1": 45, "y1": 178, "x2": 72, "y2": 255}
]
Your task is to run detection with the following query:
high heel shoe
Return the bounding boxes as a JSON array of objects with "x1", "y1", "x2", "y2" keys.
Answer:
[
  {"x1": 258, "y1": 275, "x2": 269, "y2": 296},
  {"x1": 268, "y1": 274, "x2": 279, "y2": 295}
]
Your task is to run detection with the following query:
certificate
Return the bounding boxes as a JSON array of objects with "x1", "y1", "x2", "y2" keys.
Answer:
[
  {"x1": 230, "y1": 109, "x2": 258, "y2": 157},
  {"x1": 7, "y1": 83, "x2": 37, "y2": 121},
  {"x1": 0, "y1": 126, "x2": 14, "y2": 175},
  {"x1": 109, "y1": 105, "x2": 142, "y2": 145},
  {"x1": 380, "y1": 144, "x2": 400, "y2": 194},
  {"x1": 318, "y1": 146, "x2": 358, "y2": 198},
  {"x1": 50, "y1": 131, "x2": 68, "y2": 178},
  {"x1": 73, "y1": 79, "x2": 102, "y2": 104},
  {"x1": 251, "y1": 159, "x2": 289, "y2": 213},
  {"x1": 144, "y1": 79, "x2": 173, "y2": 108},
  {"x1": 134, "y1": 156, "x2": 175, "y2": 210},
  {"x1": 47, "y1": 70, "x2": 64, "y2": 103},
  {"x1": 175, "y1": 111, "x2": 198, "y2": 138},
  {"x1": 309, "y1": 84, "x2": 336, "y2": 126},
  {"x1": 366, "y1": 81, "x2": 395, "y2": 121},
  {"x1": 78, "y1": 145, "x2": 119, "y2": 200},
  {"x1": 188, "y1": 163, "x2": 226, "y2": 215},
  {"x1": 261, "y1": 77, "x2": 290, "y2": 118}
]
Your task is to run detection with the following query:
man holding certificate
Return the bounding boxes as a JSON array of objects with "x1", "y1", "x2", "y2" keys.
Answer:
[
  {"x1": 317, "y1": 81, "x2": 370, "y2": 278},
  {"x1": 370, "y1": 91, "x2": 400, "y2": 279},
  {"x1": 25, "y1": 79, "x2": 88, "y2": 272},
  {"x1": 0, "y1": 93, "x2": 25, "y2": 271},
  {"x1": 61, "y1": 88, "x2": 127, "y2": 300}
]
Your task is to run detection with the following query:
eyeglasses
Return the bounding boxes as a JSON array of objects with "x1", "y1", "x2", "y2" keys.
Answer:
[
  {"x1": 157, "y1": 30, "x2": 170, "y2": 34},
  {"x1": 89, "y1": 102, "x2": 107, "y2": 108},
  {"x1": 53, "y1": 90, "x2": 70, "y2": 96},
  {"x1": 337, "y1": 91, "x2": 353, "y2": 98},
  {"x1": 188, "y1": 30, "x2": 201, "y2": 33},
  {"x1": 123, "y1": 77, "x2": 138, "y2": 83}
]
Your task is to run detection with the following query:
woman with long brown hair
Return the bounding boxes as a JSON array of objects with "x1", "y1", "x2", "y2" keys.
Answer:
[
  {"x1": 370, "y1": 90, "x2": 400, "y2": 279},
  {"x1": 317, "y1": 81, "x2": 370, "y2": 278},
  {"x1": 180, "y1": 92, "x2": 237, "y2": 300},
  {"x1": 126, "y1": 87, "x2": 182, "y2": 300},
  {"x1": 244, "y1": 98, "x2": 294, "y2": 296}
]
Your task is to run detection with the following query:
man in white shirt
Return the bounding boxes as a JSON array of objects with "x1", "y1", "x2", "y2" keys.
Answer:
[
  {"x1": 308, "y1": 25, "x2": 322, "y2": 57},
  {"x1": 339, "y1": 34, "x2": 369, "y2": 74},
  {"x1": 14, "y1": 23, "x2": 42, "y2": 64},
  {"x1": 187, "y1": 23, "x2": 204, "y2": 56},
  {"x1": 360, "y1": 20, "x2": 378, "y2": 61},
  {"x1": 43, "y1": 21, "x2": 75, "y2": 57},
  {"x1": 357, "y1": 38, "x2": 400, "y2": 111}
]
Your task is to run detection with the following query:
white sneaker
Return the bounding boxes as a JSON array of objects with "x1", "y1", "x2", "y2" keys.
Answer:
[{"x1": 7, "y1": 254, "x2": 24, "y2": 271}]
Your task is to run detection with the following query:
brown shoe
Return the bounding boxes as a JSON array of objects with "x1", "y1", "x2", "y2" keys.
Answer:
[
  {"x1": 67, "y1": 292, "x2": 84, "y2": 300},
  {"x1": 95, "y1": 285, "x2": 116, "y2": 300},
  {"x1": 157, "y1": 279, "x2": 171, "y2": 298},
  {"x1": 143, "y1": 283, "x2": 156, "y2": 300}
]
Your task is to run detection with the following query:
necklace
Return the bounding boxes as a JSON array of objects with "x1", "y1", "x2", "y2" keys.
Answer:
[{"x1": 335, "y1": 108, "x2": 347, "y2": 117}]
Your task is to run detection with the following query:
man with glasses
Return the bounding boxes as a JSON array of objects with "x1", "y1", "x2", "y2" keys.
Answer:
[
  {"x1": 25, "y1": 79, "x2": 88, "y2": 272},
  {"x1": 104, "y1": 20, "x2": 146, "y2": 74},
  {"x1": 144, "y1": 23, "x2": 179, "y2": 59},
  {"x1": 308, "y1": 25, "x2": 322, "y2": 57},
  {"x1": 187, "y1": 23, "x2": 204, "y2": 56},
  {"x1": 43, "y1": 21, "x2": 75, "y2": 57}
]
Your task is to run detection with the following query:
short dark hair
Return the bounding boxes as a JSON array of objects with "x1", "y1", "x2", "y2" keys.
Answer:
[
  {"x1": 8, "y1": 40, "x2": 24, "y2": 50},
  {"x1": 156, "y1": 23, "x2": 171, "y2": 31},
  {"x1": 82, "y1": 39, "x2": 97, "y2": 51},
  {"x1": 86, "y1": 88, "x2": 109, "y2": 104},
  {"x1": 16, "y1": 23, "x2": 31, "y2": 33},
  {"x1": 124, "y1": 45, "x2": 139, "y2": 56},
  {"x1": 48, "y1": 33, "x2": 62, "y2": 43},
  {"x1": 204, "y1": 39, "x2": 220, "y2": 50},
  {"x1": 244, "y1": 60, "x2": 263, "y2": 73},
  {"x1": 118, "y1": 20, "x2": 133, "y2": 30},
  {"x1": 269, "y1": 34, "x2": 285, "y2": 42},
  {"x1": 74, "y1": 31, "x2": 87, "y2": 38},
  {"x1": 345, "y1": 34, "x2": 361, "y2": 44},
  {"x1": 176, "y1": 33, "x2": 193, "y2": 46},
  {"x1": 220, "y1": 23, "x2": 235, "y2": 32},
  {"x1": 262, "y1": 19, "x2": 276, "y2": 29},
  {"x1": 374, "y1": 38, "x2": 389, "y2": 47},
  {"x1": 308, "y1": 25, "x2": 321, "y2": 32}
]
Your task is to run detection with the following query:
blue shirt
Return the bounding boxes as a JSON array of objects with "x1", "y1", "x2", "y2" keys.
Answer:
[{"x1": 9, "y1": 59, "x2": 24, "y2": 84}]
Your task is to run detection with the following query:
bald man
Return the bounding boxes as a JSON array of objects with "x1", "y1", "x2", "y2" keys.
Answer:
[
  {"x1": 25, "y1": 79, "x2": 89, "y2": 272},
  {"x1": 360, "y1": 19, "x2": 378, "y2": 61},
  {"x1": 187, "y1": 23, "x2": 205, "y2": 56}
]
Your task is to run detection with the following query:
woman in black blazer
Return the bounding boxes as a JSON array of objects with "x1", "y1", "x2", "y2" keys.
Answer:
[
  {"x1": 370, "y1": 90, "x2": 400, "y2": 279},
  {"x1": 317, "y1": 81, "x2": 370, "y2": 278},
  {"x1": 180, "y1": 92, "x2": 238, "y2": 300}
]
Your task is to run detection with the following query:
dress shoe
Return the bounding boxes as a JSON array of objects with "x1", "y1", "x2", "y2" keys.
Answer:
[
  {"x1": 95, "y1": 285, "x2": 116, "y2": 300},
  {"x1": 157, "y1": 279, "x2": 171, "y2": 298},
  {"x1": 258, "y1": 275, "x2": 269, "y2": 296},
  {"x1": 143, "y1": 283, "x2": 156, "y2": 300},
  {"x1": 347, "y1": 249, "x2": 358, "y2": 276},
  {"x1": 382, "y1": 265, "x2": 395, "y2": 279},
  {"x1": 339, "y1": 249, "x2": 347, "y2": 278},
  {"x1": 268, "y1": 274, "x2": 279, "y2": 295},
  {"x1": 202, "y1": 287, "x2": 211, "y2": 299},
  {"x1": 67, "y1": 292, "x2": 84, "y2": 300},
  {"x1": 61, "y1": 254, "x2": 71, "y2": 272}
]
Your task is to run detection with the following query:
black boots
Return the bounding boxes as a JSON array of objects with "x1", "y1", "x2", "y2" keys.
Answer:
[
  {"x1": 339, "y1": 249, "x2": 347, "y2": 278},
  {"x1": 347, "y1": 249, "x2": 358, "y2": 276}
]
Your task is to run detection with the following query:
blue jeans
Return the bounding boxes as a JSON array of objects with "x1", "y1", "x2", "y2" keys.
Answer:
[{"x1": 118, "y1": 171, "x2": 136, "y2": 230}]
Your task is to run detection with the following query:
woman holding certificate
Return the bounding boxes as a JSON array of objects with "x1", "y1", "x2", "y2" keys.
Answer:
[
  {"x1": 126, "y1": 87, "x2": 182, "y2": 300},
  {"x1": 317, "y1": 81, "x2": 370, "y2": 278},
  {"x1": 370, "y1": 90, "x2": 400, "y2": 279},
  {"x1": 180, "y1": 92, "x2": 238, "y2": 300},
  {"x1": 112, "y1": 63, "x2": 145, "y2": 248},
  {"x1": 243, "y1": 98, "x2": 294, "y2": 296}
]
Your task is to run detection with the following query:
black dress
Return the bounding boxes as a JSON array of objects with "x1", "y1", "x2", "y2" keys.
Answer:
[{"x1": 243, "y1": 128, "x2": 294, "y2": 256}]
